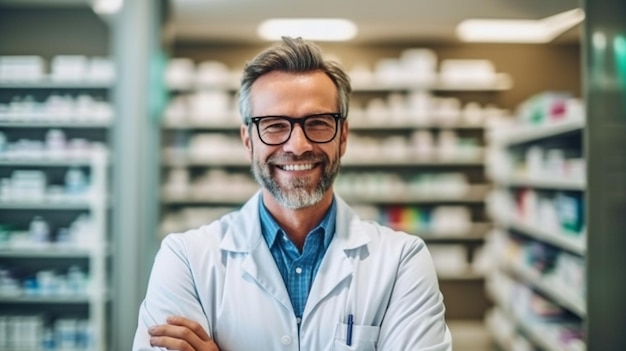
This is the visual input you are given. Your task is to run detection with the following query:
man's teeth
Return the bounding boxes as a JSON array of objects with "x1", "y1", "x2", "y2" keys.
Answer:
[{"x1": 281, "y1": 164, "x2": 314, "y2": 171}]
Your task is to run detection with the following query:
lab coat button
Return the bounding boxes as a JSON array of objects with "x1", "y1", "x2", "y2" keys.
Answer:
[{"x1": 281, "y1": 335, "x2": 292, "y2": 345}]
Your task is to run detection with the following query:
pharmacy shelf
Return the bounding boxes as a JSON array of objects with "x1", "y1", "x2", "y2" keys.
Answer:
[
  {"x1": 0, "y1": 158, "x2": 95, "y2": 166},
  {"x1": 352, "y1": 74, "x2": 513, "y2": 91},
  {"x1": 349, "y1": 121, "x2": 485, "y2": 130},
  {"x1": 0, "y1": 201, "x2": 91, "y2": 210},
  {"x1": 0, "y1": 80, "x2": 112, "y2": 89},
  {"x1": 162, "y1": 192, "x2": 486, "y2": 205},
  {"x1": 485, "y1": 309, "x2": 512, "y2": 351},
  {"x1": 162, "y1": 120, "x2": 485, "y2": 131},
  {"x1": 161, "y1": 193, "x2": 254, "y2": 205},
  {"x1": 340, "y1": 195, "x2": 484, "y2": 204},
  {"x1": 161, "y1": 156, "x2": 484, "y2": 168},
  {"x1": 421, "y1": 234, "x2": 485, "y2": 243},
  {"x1": 493, "y1": 176, "x2": 585, "y2": 191},
  {"x1": 417, "y1": 223, "x2": 491, "y2": 242},
  {"x1": 486, "y1": 284, "x2": 575, "y2": 351},
  {"x1": 166, "y1": 73, "x2": 513, "y2": 93},
  {"x1": 500, "y1": 260, "x2": 586, "y2": 317},
  {"x1": 486, "y1": 96, "x2": 587, "y2": 351},
  {"x1": 0, "y1": 246, "x2": 97, "y2": 258},
  {"x1": 490, "y1": 118, "x2": 584, "y2": 147},
  {"x1": 0, "y1": 295, "x2": 92, "y2": 304},
  {"x1": 0, "y1": 151, "x2": 108, "y2": 351},
  {"x1": 339, "y1": 186, "x2": 488, "y2": 205},
  {"x1": 342, "y1": 158, "x2": 484, "y2": 167},
  {"x1": 492, "y1": 215, "x2": 585, "y2": 255},
  {"x1": 485, "y1": 308, "x2": 536, "y2": 351},
  {"x1": 0, "y1": 121, "x2": 111, "y2": 128}
]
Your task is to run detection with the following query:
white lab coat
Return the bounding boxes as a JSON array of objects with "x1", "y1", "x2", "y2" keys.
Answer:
[{"x1": 133, "y1": 192, "x2": 452, "y2": 351}]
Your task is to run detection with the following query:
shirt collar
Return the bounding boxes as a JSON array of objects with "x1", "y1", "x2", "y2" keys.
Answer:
[{"x1": 259, "y1": 195, "x2": 337, "y2": 249}]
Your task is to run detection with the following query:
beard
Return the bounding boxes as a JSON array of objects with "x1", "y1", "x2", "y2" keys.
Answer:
[{"x1": 251, "y1": 149, "x2": 340, "y2": 209}]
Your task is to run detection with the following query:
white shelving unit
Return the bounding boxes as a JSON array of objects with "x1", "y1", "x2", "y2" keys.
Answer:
[
  {"x1": 486, "y1": 106, "x2": 586, "y2": 351},
  {"x1": 0, "y1": 76, "x2": 112, "y2": 350},
  {"x1": 0, "y1": 150, "x2": 109, "y2": 351}
]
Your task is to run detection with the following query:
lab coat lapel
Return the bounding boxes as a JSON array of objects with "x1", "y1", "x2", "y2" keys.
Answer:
[
  {"x1": 221, "y1": 191, "x2": 293, "y2": 312},
  {"x1": 241, "y1": 242, "x2": 293, "y2": 311},
  {"x1": 304, "y1": 196, "x2": 370, "y2": 316}
]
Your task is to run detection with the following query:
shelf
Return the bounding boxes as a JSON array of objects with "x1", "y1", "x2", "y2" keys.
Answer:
[
  {"x1": 0, "y1": 120, "x2": 111, "y2": 128},
  {"x1": 342, "y1": 157, "x2": 484, "y2": 167},
  {"x1": 485, "y1": 308, "x2": 515, "y2": 351},
  {"x1": 416, "y1": 223, "x2": 491, "y2": 242},
  {"x1": 500, "y1": 260, "x2": 586, "y2": 317},
  {"x1": 162, "y1": 120, "x2": 485, "y2": 131},
  {"x1": 162, "y1": 157, "x2": 249, "y2": 167},
  {"x1": 0, "y1": 80, "x2": 112, "y2": 89},
  {"x1": 0, "y1": 294, "x2": 91, "y2": 304},
  {"x1": 161, "y1": 193, "x2": 254, "y2": 205},
  {"x1": 166, "y1": 73, "x2": 513, "y2": 93},
  {"x1": 0, "y1": 200, "x2": 91, "y2": 210},
  {"x1": 349, "y1": 121, "x2": 485, "y2": 130},
  {"x1": 493, "y1": 215, "x2": 585, "y2": 255},
  {"x1": 494, "y1": 176, "x2": 585, "y2": 191},
  {"x1": 162, "y1": 121, "x2": 241, "y2": 130},
  {"x1": 351, "y1": 74, "x2": 513, "y2": 91},
  {"x1": 487, "y1": 284, "x2": 581, "y2": 351},
  {"x1": 161, "y1": 156, "x2": 485, "y2": 168},
  {"x1": 491, "y1": 118, "x2": 584, "y2": 147},
  {"x1": 340, "y1": 185, "x2": 488, "y2": 204},
  {"x1": 0, "y1": 158, "x2": 95, "y2": 166},
  {"x1": 0, "y1": 246, "x2": 98, "y2": 258}
]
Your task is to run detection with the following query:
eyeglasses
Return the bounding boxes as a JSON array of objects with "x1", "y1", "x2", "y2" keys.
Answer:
[{"x1": 248, "y1": 113, "x2": 342, "y2": 146}]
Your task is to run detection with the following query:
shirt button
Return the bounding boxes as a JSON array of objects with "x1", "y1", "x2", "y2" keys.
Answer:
[
  {"x1": 281, "y1": 335, "x2": 292, "y2": 345},
  {"x1": 295, "y1": 267, "x2": 302, "y2": 274},
  {"x1": 296, "y1": 317, "x2": 301, "y2": 324}
]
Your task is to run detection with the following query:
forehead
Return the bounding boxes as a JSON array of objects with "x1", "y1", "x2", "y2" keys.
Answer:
[{"x1": 250, "y1": 70, "x2": 338, "y2": 116}]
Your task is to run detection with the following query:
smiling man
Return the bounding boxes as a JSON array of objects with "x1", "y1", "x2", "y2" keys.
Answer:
[{"x1": 133, "y1": 36, "x2": 452, "y2": 351}]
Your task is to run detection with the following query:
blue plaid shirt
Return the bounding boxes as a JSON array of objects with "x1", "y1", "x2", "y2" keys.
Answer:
[{"x1": 259, "y1": 196, "x2": 336, "y2": 325}]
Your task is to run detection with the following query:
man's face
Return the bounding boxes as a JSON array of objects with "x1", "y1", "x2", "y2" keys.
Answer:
[{"x1": 241, "y1": 70, "x2": 348, "y2": 210}]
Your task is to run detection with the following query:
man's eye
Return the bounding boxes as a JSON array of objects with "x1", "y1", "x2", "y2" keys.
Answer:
[
  {"x1": 263, "y1": 121, "x2": 290, "y2": 131},
  {"x1": 307, "y1": 118, "x2": 333, "y2": 128}
]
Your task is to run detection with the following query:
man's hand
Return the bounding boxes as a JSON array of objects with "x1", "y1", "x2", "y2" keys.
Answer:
[{"x1": 149, "y1": 316, "x2": 220, "y2": 351}]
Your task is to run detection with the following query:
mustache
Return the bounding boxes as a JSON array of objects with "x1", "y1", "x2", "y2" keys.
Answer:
[{"x1": 268, "y1": 152, "x2": 327, "y2": 164}]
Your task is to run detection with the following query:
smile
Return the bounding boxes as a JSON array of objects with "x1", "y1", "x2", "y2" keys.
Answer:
[{"x1": 278, "y1": 163, "x2": 316, "y2": 171}]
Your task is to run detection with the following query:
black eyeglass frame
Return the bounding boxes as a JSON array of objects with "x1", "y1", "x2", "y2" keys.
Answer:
[{"x1": 247, "y1": 113, "x2": 343, "y2": 146}]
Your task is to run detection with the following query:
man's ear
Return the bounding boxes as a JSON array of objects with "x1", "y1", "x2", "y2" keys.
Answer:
[
  {"x1": 339, "y1": 120, "x2": 349, "y2": 157},
  {"x1": 241, "y1": 124, "x2": 253, "y2": 160}
]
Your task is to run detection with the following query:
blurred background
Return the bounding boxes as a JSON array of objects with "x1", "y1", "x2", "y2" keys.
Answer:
[{"x1": 0, "y1": 0, "x2": 624, "y2": 350}]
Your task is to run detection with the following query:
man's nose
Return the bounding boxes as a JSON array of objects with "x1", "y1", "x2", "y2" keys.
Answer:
[{"x1": 283, "y1": 124, "x2": 314, "y2": 155}]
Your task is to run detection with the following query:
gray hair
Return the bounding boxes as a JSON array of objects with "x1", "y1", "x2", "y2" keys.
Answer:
[{"x1": 238, "y1": 36, "x2": 351, "y2": 124}]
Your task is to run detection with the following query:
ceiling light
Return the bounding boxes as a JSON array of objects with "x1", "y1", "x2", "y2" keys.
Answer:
[
  {"x1": 457, "y1": 8, "x2": 585, "y2": 43},
  {"x1": 92, "y1": 0, "x2": 123, "y2": 15},
  {"x1": 258, "y1": 19, "x2": 357, "y2": 42}
]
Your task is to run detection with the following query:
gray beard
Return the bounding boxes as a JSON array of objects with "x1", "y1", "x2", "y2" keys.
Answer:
[{"x1": 251, "y1": 150, "x2": 340, "y2": 209}]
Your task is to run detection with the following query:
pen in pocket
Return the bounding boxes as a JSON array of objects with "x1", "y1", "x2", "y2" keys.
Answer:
[{"x1": 346, "y1": 314, "x2": 353, "y2": 346}]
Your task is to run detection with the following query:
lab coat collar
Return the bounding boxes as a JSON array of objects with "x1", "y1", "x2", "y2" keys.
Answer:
[{"x1": 220, "y1": 190, "x2": 371, "y2": 253}]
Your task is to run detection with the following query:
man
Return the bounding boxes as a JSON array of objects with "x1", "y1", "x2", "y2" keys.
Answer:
[{"x1": 134, "y1": 36, "x2": 452, "y2": 351}]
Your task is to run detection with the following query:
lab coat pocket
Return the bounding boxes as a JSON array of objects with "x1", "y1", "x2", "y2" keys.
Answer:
[{"x1": 332, "y1": 322, "x2": 380, "y2": 351}]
